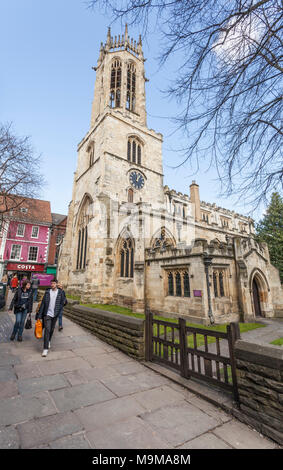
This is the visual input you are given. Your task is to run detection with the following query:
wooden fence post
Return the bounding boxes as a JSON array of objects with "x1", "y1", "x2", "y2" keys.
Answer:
[
  {"x1": 145, "y1": 310, "x2": 153, "y2": 361},
  {"x1": 227, "y1": 322, "x2": 240, "y2": 404},
  {"x1": 179, "y1": 318, "x2": 188, "y2": 378}
]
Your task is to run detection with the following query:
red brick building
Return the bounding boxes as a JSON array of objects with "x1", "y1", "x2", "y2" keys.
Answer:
[{"x1": 47, "y1": 213, "x2": 67, "y2": 276}]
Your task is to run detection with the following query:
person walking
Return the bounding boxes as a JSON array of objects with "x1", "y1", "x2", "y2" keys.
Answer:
[
  {"x1": 31, "y1": 275, "x2": 40, "y2": 302},
  {"x1": 10, "y1": 274, "x2": 19, "y2": 292},
  {"x1": 57, "y1": 282, "x2": 67, "y2": 331},
  {"x1": 36, "y1": 279, "x2": 66, "y2": 357},
  {"x1": 9, "y1": 280, "x2": 33, "y2": 342}
]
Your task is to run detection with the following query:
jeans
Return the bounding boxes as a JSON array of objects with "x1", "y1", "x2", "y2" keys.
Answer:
[
  {"x1": 43, "y1": 316, "x2": 58, "y2": 350},
  {"x1": 58, "y1": 307, "x2": 63, "y2": 327},
  {"x1": 12, "y1": 309, "x2": 28, "y2": 338},
  {"x1": 32, "y1": 288, "x2": 38, "y2": 302}
]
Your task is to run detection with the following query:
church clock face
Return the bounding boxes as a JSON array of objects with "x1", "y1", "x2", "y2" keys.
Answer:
[{"x1": 129, "y1": 171, "x2": 145, "y2": 190}]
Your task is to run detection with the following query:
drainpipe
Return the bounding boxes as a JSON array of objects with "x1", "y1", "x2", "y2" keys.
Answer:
[{"x1": 203, "y1": 253, "x2": 215, "y2": 325}]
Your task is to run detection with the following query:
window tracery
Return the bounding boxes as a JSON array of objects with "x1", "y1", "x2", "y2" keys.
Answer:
[{"x1": 110, "y1": 59, "x2": 122, "y2": 108}]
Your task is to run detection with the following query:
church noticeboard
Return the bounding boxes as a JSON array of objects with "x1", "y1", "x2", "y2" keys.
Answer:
[{"x1": 193, "y1": 290, "x2": 202, "y2": 297}]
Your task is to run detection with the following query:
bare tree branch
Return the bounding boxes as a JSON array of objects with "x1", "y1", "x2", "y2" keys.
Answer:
[
  {"x1": 89, "y1": 0, "x2": 283, "y2": 210},
  {"x1": 0, "y1": 123, "x2": 46, "y2": 223}
]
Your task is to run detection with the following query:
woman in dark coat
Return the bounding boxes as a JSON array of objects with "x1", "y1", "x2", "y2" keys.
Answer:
[{"x1": 9, "y1": 280, "x2": 33, "y2": 342}]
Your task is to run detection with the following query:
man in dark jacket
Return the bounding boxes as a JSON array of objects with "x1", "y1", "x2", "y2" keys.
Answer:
[{"x1": 37, "y1": 279, "x2": 66, "y2": 357}]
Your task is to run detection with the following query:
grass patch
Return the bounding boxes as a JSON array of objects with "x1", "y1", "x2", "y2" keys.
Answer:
[
  {"x1": 79, "y1": 302, "x2": 266, "y2": 348},
  {"x1": 66, "y1": 294, "x2": 81, "y2": 301},
  {"x1": 270, "y1": 337, "x2": 283, "y2": 346},
  {"x1": 82, "y1": 303, "x2": 145, "y2": 319}
]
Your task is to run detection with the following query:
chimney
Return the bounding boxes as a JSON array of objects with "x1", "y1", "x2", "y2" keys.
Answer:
[{"x1": 190, "y1": 180, "x2": 201, "y2": 222}]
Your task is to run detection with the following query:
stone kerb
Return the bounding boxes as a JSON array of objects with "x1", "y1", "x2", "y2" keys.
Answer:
[
  {"x1": 234, "y1": 340, "x2": 283, "y2": 446},
  {"x1": 63, "y1": 303, "x2": 145, "y2": 360}
]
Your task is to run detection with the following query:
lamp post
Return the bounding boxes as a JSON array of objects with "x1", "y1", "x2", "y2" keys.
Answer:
[{"x1": 203, "y1": 253, "x2": 215, "y2": 325}]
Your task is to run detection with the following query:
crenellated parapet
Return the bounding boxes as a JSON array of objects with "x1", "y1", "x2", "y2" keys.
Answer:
[{"x1": 95, "y1": 25, "x2": 144, "y2": 68}]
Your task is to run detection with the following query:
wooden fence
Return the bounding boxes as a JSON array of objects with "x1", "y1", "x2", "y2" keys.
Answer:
[{"x1": 145, "y1": 312, "x2": 240, "y2": 402}]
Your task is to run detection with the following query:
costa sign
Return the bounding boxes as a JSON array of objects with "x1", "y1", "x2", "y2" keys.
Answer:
[{"x1": 6, "y1": 263, "x2": 45, "y2": 272}]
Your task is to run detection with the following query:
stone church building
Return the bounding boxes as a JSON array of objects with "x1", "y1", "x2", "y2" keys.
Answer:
[{"x1": 58, "y1": 27, "x2": 283, "y2": 324}]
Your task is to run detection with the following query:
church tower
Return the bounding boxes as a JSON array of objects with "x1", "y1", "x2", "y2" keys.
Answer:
[
  {"x1": 58, "y1": 26, "x2": 164, "y2": 311},
  {"x1": 90, "y1": 25, "x2": 147, "y2": 127}
]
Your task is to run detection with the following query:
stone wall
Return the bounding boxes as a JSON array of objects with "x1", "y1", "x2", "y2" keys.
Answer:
[
  {"x1": 234, "y1": 340, "x2": 283, "y2": 446},
  {"x1": 63, "y1": 301, "x2": 145, "y2": 360}
]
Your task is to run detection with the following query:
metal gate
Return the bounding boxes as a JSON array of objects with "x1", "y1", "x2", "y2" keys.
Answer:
[{"x1": 145, "y1": 312, "x2": 240, "y2": 402}]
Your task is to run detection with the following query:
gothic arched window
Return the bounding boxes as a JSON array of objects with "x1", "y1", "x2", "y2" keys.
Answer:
[
  {"x1": 213, "y1": 270, "x2": 226, "y2": 298},
  {"x1": 110, "y1": 59, "x2": 122, "y2": 108},
  {"x1": 168, "y1": 272, "x2": 174, "y2": 296},
  {"x1": 183, "y1": 272, "x2": 190, "y2": 297},
  {"x1": 219, "y1": 272, "x2": 225, "y2": 297},
  {"x1": 175, "y1": 272, "x2": 182, "y2": 297},
  {"x1": 152, "y1": 227, "x2": 175, "y2": 251},
  {"x1": 127, "y1": 137, "x2": 142, "y2": 165},
  {"x1": 126, "y1": 62, "x2": 136, "y2": 111},
  {"x1": 213, "y1": 271, "x2": 218, "y2": 298},
  {"x1": 120, "y1": 237, "x2": 134, "y2": 278},
  {"x1": 76, "y1": 196, "x2": 92, "y2": 270}
]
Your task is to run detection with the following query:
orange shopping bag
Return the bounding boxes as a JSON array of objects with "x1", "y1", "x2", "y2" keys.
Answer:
[{"x1": 34, "y1": 319, "x2": 43, "y2": 339}]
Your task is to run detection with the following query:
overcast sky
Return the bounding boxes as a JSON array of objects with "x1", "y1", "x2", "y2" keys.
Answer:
[{"x1": 0, "y1": 0, "x2": 264, "y2": 221}]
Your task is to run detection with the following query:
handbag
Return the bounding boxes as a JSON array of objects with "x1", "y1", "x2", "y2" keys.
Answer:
[
  {"x1": 25, "y1": 314, "x2": 32, "y2": 330},
  {"x1": 34, "y1": 319, "x2": 43, "y2": 339}
]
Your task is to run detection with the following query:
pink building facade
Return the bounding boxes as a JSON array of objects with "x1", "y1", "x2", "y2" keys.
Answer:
[{"x1": 1, "y1": 197, "x2": 52, "y2": 281}]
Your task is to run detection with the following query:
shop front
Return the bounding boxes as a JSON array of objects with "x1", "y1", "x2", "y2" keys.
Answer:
[{"x1": 6, "y1": 263, "x2": 45, "y2": 282}]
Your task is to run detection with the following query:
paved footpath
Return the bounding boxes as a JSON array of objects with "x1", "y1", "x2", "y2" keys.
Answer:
[{"x1": 0, "y1": 306, "x2": 279, "y2": 449}]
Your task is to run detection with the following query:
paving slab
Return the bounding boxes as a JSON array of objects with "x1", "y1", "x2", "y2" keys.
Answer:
[
  {"x1": 112, "y1": 361, "x2": 147, "y2": 376},
  {"x1": 64, "y1": 370, "x2": 89, "y2": 386},
  {"x1": 19, "y1": 350, "x2": 76, "y2": 363},
  {"x1": 0, "y1": 425, "x2": 20, "y2": 449},
  {"x1": 132, "y1": 385, "x2": 186, "y2": 412},
  {"x1": 86, "y1": 416, "x2": 170, "y2": 449},
  {"x1": 82, "y1": 352, "x2": 128, "y2": 368},
  {"x1": 0, "y1": 380, "x2": 18, "y2": 399},
  {"x1": 71, "y1": 346, "x2": 110, "y2": 357},
  {"x1": 50, "y1": 380, "x2": 116, "y2": 412},
  {"x1": 101, "y1": 371, "x2": 169, "y2": 397},
  {"x1": 141, "y1": 401, "x2": 218, "y2": 447},
  {"x1": 75, "y1": 396, "x2": 145, "y2": 431},
  {"x1": 213, "y1": 420, "x2": 277, "y2": 449},
  {"x1": 186, "y1": 395, "x2": 232, "y2": 425},
  {"x1": 0, "y1": 351, "x2": 21, "y2": 367},
  {"x1": 0, "y1": 391, "x2": 57, "y2": 426},
  {"x1": 13, "y1": 363, "x2": 42, "y2": 380},
  {"x1": 49, "y1": 433, "x2": 92, "y2": 449},
  {"x1": 0, "y1": 366, "x2": 17, "y2": 382},
  {"x1": 80, "y1": 366, "x2": 119, "y2": 382},
  {"x1": 17, "y1": 412, "x2": 84, "y2": 449},
  {"x1": 37, "y1": 357, "x2": 92, "y2": 376},
  {"x1": 18, "y1": 374, "x2": 69, "y2": 395},
  {"x1": 178, "y1": 432, "x2": 232, "y2": 449}
]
